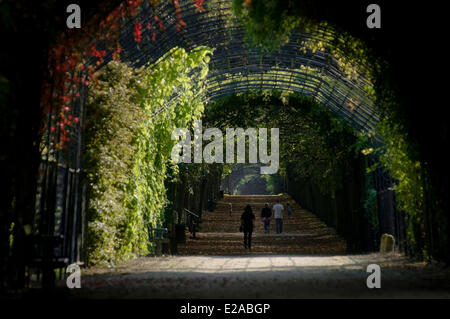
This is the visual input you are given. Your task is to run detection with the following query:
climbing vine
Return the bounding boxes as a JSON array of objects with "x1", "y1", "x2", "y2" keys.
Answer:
[
  {"x1": 84, "y1": 46, "x2": 212, "y2": 265},
  {"x1": 375, "y1": 118, "x2": 427, "y2": 258},
  {"x1": 231, "y1": 0, "x2": 379, "y2": 82},
  {"x1": 204, "y1": 91, "x2": 364, "y2": 194}
]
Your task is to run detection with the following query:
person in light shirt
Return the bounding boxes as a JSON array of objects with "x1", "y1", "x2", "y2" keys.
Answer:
[{"x1": 272, "y1": 200, "x2": 284, "y2": 234}]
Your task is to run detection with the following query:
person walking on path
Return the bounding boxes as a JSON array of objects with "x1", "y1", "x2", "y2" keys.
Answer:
[
  {"x1": 228, "y1": 202, "x2": 232, "y2": 217},
  {"x1": 286, "y1": 203, "x2": 293, "y2": 217},
  {"x1": 241, "y1": 204, "x2": 255, "y2": 249},
  {"x1": 272, "y1": 200, "x2": 284, "y2": 234},
  {"x1": 261, "y1": 203, "x2": 272, "y2": 234}
]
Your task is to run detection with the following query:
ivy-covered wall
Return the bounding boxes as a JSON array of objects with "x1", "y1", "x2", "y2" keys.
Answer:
[{"x1": 84, "y1": 47, "x2": 212, "y2": 265}]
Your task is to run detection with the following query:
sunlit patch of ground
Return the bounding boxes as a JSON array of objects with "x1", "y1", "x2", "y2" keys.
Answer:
[
  {"x1": 63, "y1": 196, "x2": 450, "y2": 298},
  {"x1": 66, "y1": 253, "x2": 450, "y2": 298}
]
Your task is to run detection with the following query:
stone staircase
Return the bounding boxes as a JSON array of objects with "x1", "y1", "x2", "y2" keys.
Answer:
[{"x1": 178, "y1": 194, "x2": 347, "y2": 255}]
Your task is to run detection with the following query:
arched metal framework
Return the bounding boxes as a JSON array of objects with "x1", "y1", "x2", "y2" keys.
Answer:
[{"x1": 105, "y1": 0, "x2": 379, "y2": 134}]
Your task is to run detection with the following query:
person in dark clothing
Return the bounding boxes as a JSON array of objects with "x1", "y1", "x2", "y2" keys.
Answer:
[
  {"x1": 286, "y1": 203, "x2": 293, "y2": 217},
  {"x1": 261, "y1": 203, "x2": 272, "y2": 234},
  {"x1": 241, "y1": 204, "x2": 255, "y2": 249}
]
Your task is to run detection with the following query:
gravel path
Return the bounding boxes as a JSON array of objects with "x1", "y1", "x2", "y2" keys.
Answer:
[
  {"x1": 64, "y1": 195, "x2": 450, "y2": 298},
  {"x1": 66, "y1": 253, "x2": 450, "y2": 298}
]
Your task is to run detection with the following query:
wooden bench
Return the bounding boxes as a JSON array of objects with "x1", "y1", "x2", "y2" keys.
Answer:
[{"x1": 148, "y1": 224, "x2": 170, "y2": 256}]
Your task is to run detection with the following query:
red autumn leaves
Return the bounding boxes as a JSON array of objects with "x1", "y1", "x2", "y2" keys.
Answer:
[
  {"x1": 173, "y1": 0, "x2": 187, "y2": 32},
  {"x1": 134, "y1": 21, "x2": 143, "y2": 42},
  {"x1": 43, "y1": 43, "x2": 88, "y2": 150},
  {"x1": 193, "y1": 0, "x2": 205, "y2": 11},
  {"x1": 43, "y1": 0, "x2": 202, "y2": 151},
  {"x1": 135, "y1": 15, "x2": 167, "y2": 43}
]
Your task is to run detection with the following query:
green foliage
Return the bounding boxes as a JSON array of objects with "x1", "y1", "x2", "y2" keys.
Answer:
[
  {"x1": 377, "y1": 117, "x2": 427, "y2": 258},
  {"x1": 261, "y1": 173, "x2": 283, "y2": 194},
  {"x1": 362, "y1": 174, "x2": 379, "y2": 233},
  {"x1": 84, "y1": 46, "x2": 212, "y2": 265},
  {"x1": 233, "y1": 174, "x2": 257, "y2": 194},
  {"x1": 232, "y1": 0, "x2": 301, "y2": 49},
  {"x1": 221, "y1": 163, "x2": 233, "y2": 179},
  {"x1": 204, "y1": 91, "x2": 363, "y2": 195},
  {"x1": 8, "y1": 222, "x2": 14, "y2": 252},
  {"x1": 232, "y1": 0, "x2": 378, "y2": 82},
  {"x1": 279, "y1": 95, "x2": 363, "y2": 194},
  {"x1": 175, "y1": 162, "x2": 221, "y2": 196},
  {"x1": 232, "y1": 173, "x2": 277, "y2": 195}
]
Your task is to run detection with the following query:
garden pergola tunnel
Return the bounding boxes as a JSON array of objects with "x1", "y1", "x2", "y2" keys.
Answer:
[
  {"x1": 117, "y1": 0, "x2": 379, "y2": 134},
  {"x1": 36, "y1": 0, "x2": 403, "y2": 264}
]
